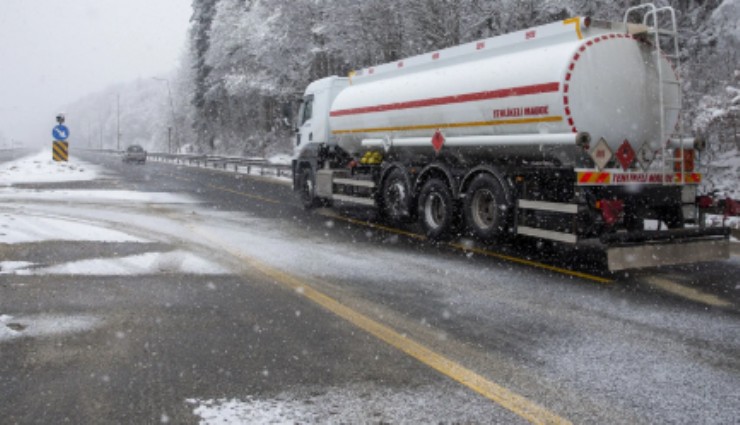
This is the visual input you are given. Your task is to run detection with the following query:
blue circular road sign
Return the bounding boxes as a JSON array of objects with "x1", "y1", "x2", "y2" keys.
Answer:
[{"x1": 52, "y1": 124, "x2": 70, "y2": 141}]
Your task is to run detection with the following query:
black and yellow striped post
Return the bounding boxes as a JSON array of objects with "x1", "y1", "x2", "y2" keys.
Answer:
[{"x1": 53, "y1": 141, "x2": 69, "y2": 162}]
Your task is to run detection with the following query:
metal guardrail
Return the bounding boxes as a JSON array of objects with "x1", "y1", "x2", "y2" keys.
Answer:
[{"x1": 147, "y1": 152, "x2": 292, "y2": 179}]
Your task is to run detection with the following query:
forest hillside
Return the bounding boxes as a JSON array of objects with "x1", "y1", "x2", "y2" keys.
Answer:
[{"x1": 64, "y1": 0, "x2": 738, "y2": 196}]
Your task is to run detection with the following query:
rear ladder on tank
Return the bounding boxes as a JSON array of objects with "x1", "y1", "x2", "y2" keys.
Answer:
[{"x1": 624, "y1": 3, "x2": 687, "y2": 185}]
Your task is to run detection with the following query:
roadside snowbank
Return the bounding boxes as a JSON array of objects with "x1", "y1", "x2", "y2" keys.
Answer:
[
  {"x1": 0, "y1": 150, "x2": 101, "y2": 185},
  {"x1": 187, "y1": 383, "x2": 499, "y2": 424},
  {"x1": 0, "y1": 189, "x2": 198, "y2": 204},
  {"x1": 0, "y1": 211, "x2": 146, "y2": 244},
  {"x1": 0, "y1": 313, "x2": 101, "y2": 343},
  {"x1": 6, "y1": 250, "x2": 229, "y2": 276}
]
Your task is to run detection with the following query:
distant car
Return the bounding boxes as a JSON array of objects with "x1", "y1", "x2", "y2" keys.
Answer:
[{"x1": 122, "y1": 145, "x2": 147, "y2": 164}]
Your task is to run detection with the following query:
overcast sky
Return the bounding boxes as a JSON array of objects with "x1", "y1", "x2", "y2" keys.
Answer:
[{"x1": 0, "y1": 0, "x2": 192, "y2": 146}]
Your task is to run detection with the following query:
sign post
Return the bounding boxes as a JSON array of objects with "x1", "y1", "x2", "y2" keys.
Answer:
[{"x1": 52, "y1": 115, "x2": 70, "y2": 162}]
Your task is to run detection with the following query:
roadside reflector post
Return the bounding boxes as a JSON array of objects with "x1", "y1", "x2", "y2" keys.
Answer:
[
  {"x1": 52, "y1": 117, "x2": 70, "y2": 162},
  {"x1": 52, "y1": 141, "x2": 69, "y2": 162}
]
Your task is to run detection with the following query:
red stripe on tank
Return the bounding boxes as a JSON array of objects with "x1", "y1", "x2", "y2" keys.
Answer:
[{"x1": 330, "y1": 82, "x2": 560, "y2": 117}]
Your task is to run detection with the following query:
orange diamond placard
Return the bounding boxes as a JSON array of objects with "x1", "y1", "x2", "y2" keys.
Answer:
[
  {"x1": 616, "y1": 140, "x2": 636, "y2": 171},
  {"x1": 431, "y1": 130, "x2": 445, "y2": 153}
]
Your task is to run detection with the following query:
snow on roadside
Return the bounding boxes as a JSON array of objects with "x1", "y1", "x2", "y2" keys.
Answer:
[
  {"x1": 0, "y1": 212, "x2": 146, "y2": 244},
  {"x1": 267, "y1": 153, "x2": 291, "y2": 165},
  {"x1": 0, "y1": 313, "x2": 101, "y2": 343},
  {"x1": 0, "y1": 189, "x2": 198, "y2": 204},
  {"x1": 0, "y1": 261, "x2": 34, "y2": 274},
  {"x1": 703, "y1": 147, "x2": 740, "y2": 200},
  {"x1": 11, "y1": 250, "x2": 228, "y2": 276},
  {"x1": 0, "y1": 150, "x2": 101, "y2": 185},
  {"x1": 187, "y1": 383, "x2": 497, "y2": 424}
]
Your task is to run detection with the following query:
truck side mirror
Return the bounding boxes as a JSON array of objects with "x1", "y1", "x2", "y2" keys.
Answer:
[{"x1": 280, "y1": 102, "x2": 295, "y2": 130}]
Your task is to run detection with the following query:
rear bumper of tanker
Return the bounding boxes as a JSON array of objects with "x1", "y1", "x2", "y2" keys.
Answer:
[{"x1": 584, "y1": 227, "x2": 731, "y2": 271}]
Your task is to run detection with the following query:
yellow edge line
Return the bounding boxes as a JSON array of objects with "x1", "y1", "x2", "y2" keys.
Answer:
[
  {"x1": 321, "y1": 211, "x2": 428, "y2": 241},
  {"x1": 324, "y1": 212, "x2": 611, "y2": 285},
  {"x1": 193, "y1": 227, "x2": 572, "y2": 425},
  {"x1": 333, "y1": 116, "x2": 563, "y2": 135},
  {"x1": 207, "y1": 184, "x2": 281, "y2": 204},
  {"x1": 448, "y1": 243, "x2": 612, "y2": 284},
  {"x1": 644, "y1": 276, "x2": 732, "y2": 308}
]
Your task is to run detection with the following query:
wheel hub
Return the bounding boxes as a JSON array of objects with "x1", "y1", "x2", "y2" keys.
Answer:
[
  {"x1": 424, "y1": 193, "x2": 446, "y2": 229},
  {"x1": 471, "y1": 189, "x2": 496, "y2": 230}
]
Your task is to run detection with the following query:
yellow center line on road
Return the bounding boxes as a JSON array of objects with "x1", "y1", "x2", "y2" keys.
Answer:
[
  {"x1": 206, "y1": 184, "x2": 282, "y2": 204},
  {"x1": 447, "y1": 243, "x2": 613, "y2": 285},
  {"x1": 323, "y1": 211, "x2": 611, "y2": 285},
  {"x1": 191, "y1": 226, "x2": 572, "y2": 425},
  {"x1": 643, "y1": 276, "x2": 732, "y2": 308},
  {"x1": 319, "y1": 210, "x2": 428, "y2": 241}
]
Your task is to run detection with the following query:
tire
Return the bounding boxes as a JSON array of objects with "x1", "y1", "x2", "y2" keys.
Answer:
[
  {"x1": 418, "y1": 178, "x2": 456, "y2": 240},
  {"x1": 297, "y1": 166, "x2": 320, "y2": 210},
  {"x1": 380, "y1": 169, "x2": 414, "y2": 225},
  {"x1": 463, "y1": 173, "x2": 511, "y2": 240}
]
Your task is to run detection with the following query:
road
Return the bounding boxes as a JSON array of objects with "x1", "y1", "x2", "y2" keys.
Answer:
[{"x1": 1, "y1": 149, "x2": 738, "y2": 424}]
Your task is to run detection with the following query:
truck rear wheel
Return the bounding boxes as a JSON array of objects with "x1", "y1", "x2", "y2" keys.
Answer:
[
  {"x1": 463, "y1": 173, "x2": 510, "y2": 240},
  {"x1": 418, "y1": 178, "x2": 456, "y2": 240},
  {"x1": 381, "y1": 169, "x2": 414, "y2": 225}
]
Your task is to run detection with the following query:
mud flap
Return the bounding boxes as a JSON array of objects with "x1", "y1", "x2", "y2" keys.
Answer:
[{"x1": 606, "y1": 238, "x2": 730, "y2": 271}]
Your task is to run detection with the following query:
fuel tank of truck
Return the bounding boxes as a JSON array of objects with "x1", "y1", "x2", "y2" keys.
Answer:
[{"x1": 328, "y1": 17, "x2": 679, "y2": 165}]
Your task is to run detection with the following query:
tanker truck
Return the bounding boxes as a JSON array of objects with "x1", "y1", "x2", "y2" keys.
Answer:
[{"x1": 291, "y1": 4, "x2": 730, "y2": 271}]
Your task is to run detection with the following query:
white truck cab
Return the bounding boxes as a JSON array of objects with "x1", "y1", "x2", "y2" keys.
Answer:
[{"x1": 294, "y1": 76, "x2": 349, "y2": 158}]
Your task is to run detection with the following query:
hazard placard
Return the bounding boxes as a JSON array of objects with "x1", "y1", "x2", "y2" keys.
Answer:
[
  {"x1": 616, "y1": 140, "x2": 636, "y2": 170},
  {"x1": 589, "y1": 138, "x2": 612, "y2": 170},
  {"x1": 431, "y1": 130, "x2": 445, "y2": 153},
  {"x1": 637, "y1": 142, "x2": 655, "y2": 171}
]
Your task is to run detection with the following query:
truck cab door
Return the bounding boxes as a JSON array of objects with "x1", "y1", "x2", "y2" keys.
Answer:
[{"x1": 294, "y1": 94, "x2": 314, "y2": 157}]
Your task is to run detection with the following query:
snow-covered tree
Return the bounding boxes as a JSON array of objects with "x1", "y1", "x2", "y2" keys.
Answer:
[{"x1": 64, "y1": 0, "x2": 740, "y2": 167}]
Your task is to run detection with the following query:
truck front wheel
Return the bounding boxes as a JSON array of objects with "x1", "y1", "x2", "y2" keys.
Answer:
[
  {"x1": 298, "y1": 167, "x2": 320, "y2": 210},
  {"x1": 464, "y1": 173, "x2": 510, "y2": 240},
  {"x1": 418, "y1": 178, "x2": 456, "y2": 240},
  {"x1": 381, "y1": 169, "x2": 414, "y2": 225}
]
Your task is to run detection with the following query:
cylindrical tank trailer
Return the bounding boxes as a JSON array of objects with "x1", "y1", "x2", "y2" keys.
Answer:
[{"x1": 328, "y1": 17, "x2": 678, "y2": 165}]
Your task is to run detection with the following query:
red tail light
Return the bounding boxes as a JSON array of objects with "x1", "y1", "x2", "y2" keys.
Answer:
[
  {"x1": 597, "y1": 199, "x2": 624, "y2": 226},
  {"x1": 696, "y1": 195, "x2": 713, "y2": 209},
  {"x1": 725, "y1": 198, "x2": 740, "y2": 217}
]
